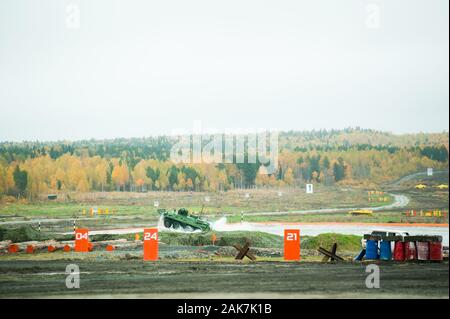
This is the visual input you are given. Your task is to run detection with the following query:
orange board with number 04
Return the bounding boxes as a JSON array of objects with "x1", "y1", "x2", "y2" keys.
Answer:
[{"x1": 74, "y1": 228, "x2": 89, "y2": 252}]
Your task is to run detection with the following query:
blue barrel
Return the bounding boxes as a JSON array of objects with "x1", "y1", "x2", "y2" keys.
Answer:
[
  {"x1": 379, "y1": 241, "x2": 392, "y2": 260},
  {"x1": 366, "y1": 239, "x2": 379, "y2": 260}
]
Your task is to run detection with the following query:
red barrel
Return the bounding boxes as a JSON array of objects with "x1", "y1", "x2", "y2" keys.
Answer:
[
  {"x1": 417, "y1": 242, "x2": 429, "y2": 261},
  {"x1": 405, "y1": 242, "x2": 417, "y2": 260},
  {"x1": 429, "y1": 242, "x2": 443, "y2": 261},
  {"x1": 394, "y1": 241, "x2": 405, "y2": 261}
]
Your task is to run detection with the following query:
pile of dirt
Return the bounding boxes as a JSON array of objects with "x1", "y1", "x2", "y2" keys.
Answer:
[
  {"x1": 91, "y1": 231, "x2": 361, "y2": 252},
  {"x1": 0, "y1": 226, "x2": 48, "y2": 243}
]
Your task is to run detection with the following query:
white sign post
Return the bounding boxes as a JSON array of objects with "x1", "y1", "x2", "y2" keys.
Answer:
[
  {"x1": 154, "y1": 201, "x2": 159, "y2": 207},
  {"x1": 427, "y1": 168, "x2": 433, "y2": 176},
  {"x1": 306, "y1": 184, "x2": 314, "y2": 194}
]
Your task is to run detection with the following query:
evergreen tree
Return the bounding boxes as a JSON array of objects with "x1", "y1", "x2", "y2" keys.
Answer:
[{"x1": 13, "y1": 165, "x2": 28, "y2": 197}]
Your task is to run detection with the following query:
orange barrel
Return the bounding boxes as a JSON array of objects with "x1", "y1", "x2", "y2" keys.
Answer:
[
  {"x1": 87, "y1": 242, "x2": 94, "y2": 252},
  {"x1": 106, "y1": 245, "x2": 115, "y2": 251},
  {"x1": 47, "y1": 245, "x2": 56, "y2": 252},
  {"x1": 430, "y1": 242, "x2": 443, "y2": 261},
  {"x1": 63, "y1": 245, "x2": 71, "y2": 252},
  {"x1": 8, "y1": 244, "x2": 19, "y2": 253},
  {"x1": 417, "y1": 242, "x2": 429, "y2": 261},
  {"x1": 394, "y1": 241, "x2": 405, "y2": 261},
  {"x1": 26, "y1": 245, "x2": 35, "y2": 254}
]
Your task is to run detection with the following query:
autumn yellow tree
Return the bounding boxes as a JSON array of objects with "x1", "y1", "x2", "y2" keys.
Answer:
[
  {"x1": 283, "y1": 168, "x2": 294, "y2": 186},
  {"x1": 177, "y1": 172, "x2": 186, "y2": 191},
  {"x1": 186, "y1": 178, "x2": 194, "y2": 190},
  {"x1": 132, "y1": 160, "x2": 150, "y2": 191},
  {"x1": 194, "y1": 176, "x2": 201, "y2": 191},
  {"x1": 0, "y1": 162, "x2": 6, "y2": 195},
  {"x1": 255, "y1": 173, "x2": 270, "y2": 188},
  {"x1": 5, "y1": 165, "x2": 16, "y2": 193},
  {"x1": 157, "y1": 172, "x2": 169, "y2": 191},
  {"x1": 51, "y1": 168, "x2": 66, "y2": 190},
  {"x1": 81, "y1": 156, "x2": 108, "y2": 191},
  {"x1": 94, "y1": 162, "x2": 108, "y2": 191},
  {"x1": 112, "y1": 163, "x2": 129, "y2": 191},
  {"x1": 218, "y1": 170, "x2": 229, "y2": 191},
  {"x1": 22, "y1": 155, "x2": 55, "y2": 198}
]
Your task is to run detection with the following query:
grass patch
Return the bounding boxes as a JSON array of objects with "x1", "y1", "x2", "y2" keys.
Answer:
[
  {"x1": 301, "y1": 233, "x2": 361, "y2": 251},
  {"x1": 160, "y1": 231, "x2": 284, "y2": 248},
  {"x1": 0, "y1": 186, "x2": 384, "y2": 218}
]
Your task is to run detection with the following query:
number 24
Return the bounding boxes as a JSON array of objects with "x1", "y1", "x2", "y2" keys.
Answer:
[{"x1": 144, "y1": 232, "x2": 158, "y2": 241}]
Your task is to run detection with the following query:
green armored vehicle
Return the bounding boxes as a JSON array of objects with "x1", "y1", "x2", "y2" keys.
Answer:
[{"x1": 159, "y1": 208, "x2": 211, "y2": 232}]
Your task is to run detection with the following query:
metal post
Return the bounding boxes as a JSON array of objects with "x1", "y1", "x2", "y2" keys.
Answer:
[{"x1": 38, "y1": 221, "x2": 41, "y2": 232}]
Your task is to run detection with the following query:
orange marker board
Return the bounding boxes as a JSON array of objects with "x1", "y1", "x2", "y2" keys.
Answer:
[
  {"x1": 284, "y1": 229, "x2": 300, "y2": 261},
  {"x1": 143, "y1": 228, "x2": 158, "y2": 261},
  {"x1": 74, "y1": 228, "x2": 89, "y2": 252}
]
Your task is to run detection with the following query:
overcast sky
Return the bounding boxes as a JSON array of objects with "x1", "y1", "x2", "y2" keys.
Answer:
[{"x1": 0, "y1": 0, "x2": 448, "y2": 142}]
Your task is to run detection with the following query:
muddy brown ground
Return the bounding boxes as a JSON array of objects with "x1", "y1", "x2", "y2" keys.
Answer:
[{"x1": 0, "y1": 259, "x2": 447, "y2": 298}]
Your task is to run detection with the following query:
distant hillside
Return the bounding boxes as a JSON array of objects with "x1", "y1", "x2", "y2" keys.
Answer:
[
  {"x1": 279, "y1": 128, "x2": 449, "y2": 150},
  {"x1": 1, "y1": 128, "x2": 448, "y2": 163}
]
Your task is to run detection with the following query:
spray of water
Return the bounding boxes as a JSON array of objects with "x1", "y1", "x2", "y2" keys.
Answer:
[
  {"x1": 157, "y1": 215, "x2": 259, "y2": 234},
  {"x1": 210, "y1": 217, "x2": 258, "y2": 232}
]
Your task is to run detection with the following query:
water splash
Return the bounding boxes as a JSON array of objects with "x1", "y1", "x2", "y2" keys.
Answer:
[
  {"x1": 157, "y1": 215, "x2": 257, "y2": 234},
  {"x1": 210, "y1": 217, "x2": 257, "y2": 232}
]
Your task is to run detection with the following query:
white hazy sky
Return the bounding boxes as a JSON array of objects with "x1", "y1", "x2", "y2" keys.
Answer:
[{"x1": 0, "y1": 0, "x2": 448, "y2": 142}]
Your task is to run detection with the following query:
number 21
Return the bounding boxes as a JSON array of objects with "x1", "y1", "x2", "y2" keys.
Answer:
[{"x1": 287, "y1": 233, "x2": 297, "y2": 241}]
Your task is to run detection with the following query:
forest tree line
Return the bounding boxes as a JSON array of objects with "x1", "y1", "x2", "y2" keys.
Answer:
[{"x1": 0, "y1": 129, "x2": 448, "y2": 199}]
